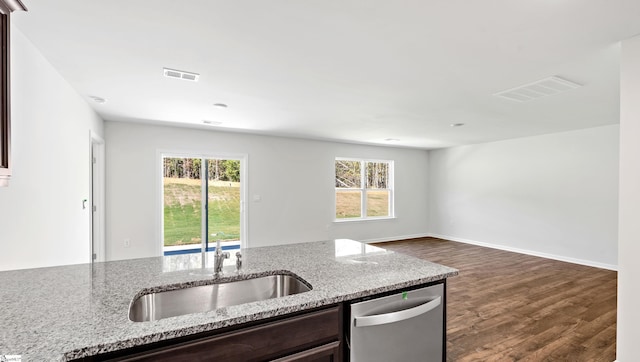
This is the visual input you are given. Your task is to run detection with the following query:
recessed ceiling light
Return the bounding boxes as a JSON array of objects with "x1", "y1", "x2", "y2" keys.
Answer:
[
  {"x1": 202, "y1": 120, "x2": 222, "y2": 126},
  {"x1": 384, "y1": 138, "x2": 400, "y2": 142},
  {"x1": 213, "y1": 103, "x2": 228, "y2": 109},
  {"x1": 88, "y1": 95, "x2": 107, "y2": 104},
  {"x1": 450, "y1": 123, "x2": 465, "y2": 127},
  {"x1": 163, "y1": 67, "x2": 200, "y2": 82}
]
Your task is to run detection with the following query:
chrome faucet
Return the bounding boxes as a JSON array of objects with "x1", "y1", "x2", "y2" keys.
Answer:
[{"x1": 213, "y1": 240, "x2": 229, "y2": 274}]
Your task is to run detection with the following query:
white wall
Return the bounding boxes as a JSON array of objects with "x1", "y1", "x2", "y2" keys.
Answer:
[
  {"x1": 0, "y1": 27, "x2": 104, "y2": 271},
  {"x1": 105, "y1": 122, "x2": 430, "y2": 261},
  {"x1": 617, "y1": 35, "x2": 640, "y2": 362},
  {"x1": 428, "y1": 125, "x2": 619, "y2": 269}
]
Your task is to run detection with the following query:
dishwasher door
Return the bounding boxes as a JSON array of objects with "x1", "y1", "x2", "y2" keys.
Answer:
[{"x1": 349, "y1": 283, "x2": 444, "y2": 362}]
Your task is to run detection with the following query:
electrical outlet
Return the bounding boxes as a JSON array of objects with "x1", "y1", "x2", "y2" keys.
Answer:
[{"x1": 124, "y1": 238, "x2": 131, "y2": 248}]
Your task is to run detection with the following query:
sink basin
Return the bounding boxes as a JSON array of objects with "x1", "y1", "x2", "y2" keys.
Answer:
[{"x1": 129, "y1": 273, "x2": 312, "y2": 322}]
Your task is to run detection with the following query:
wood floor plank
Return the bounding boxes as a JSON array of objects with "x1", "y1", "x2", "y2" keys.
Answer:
[{"x1": 373, "y1": 237, "x2": 617, "y2": 361}]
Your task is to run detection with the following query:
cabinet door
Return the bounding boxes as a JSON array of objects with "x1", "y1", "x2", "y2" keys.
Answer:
[
  {"x1": 113, "y1": 306, "x2": 341, "y2": 362},
  {"x1": 0, "y1": 9, "x2": 11, "y2": 186},
  {"x1": 271, "y1": 341, "x2": 341, "y2": 362}
]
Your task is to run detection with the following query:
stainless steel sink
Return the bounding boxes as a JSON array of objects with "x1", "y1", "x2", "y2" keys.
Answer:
[{"x1": 129, "y1": 273, "x2": 312, "y2": 322}]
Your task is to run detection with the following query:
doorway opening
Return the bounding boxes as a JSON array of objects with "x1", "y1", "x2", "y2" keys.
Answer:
[{"x1": 161, "y1": 154, "x2": 246, "y2": 256}]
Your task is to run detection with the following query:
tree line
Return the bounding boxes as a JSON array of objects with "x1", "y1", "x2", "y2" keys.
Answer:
[
  {"x1": 163, "y1": 158, "x2": 240, "y2": 182},
  {"x1": 335, "y1": 160, "x2": 389, "y2": 189}
]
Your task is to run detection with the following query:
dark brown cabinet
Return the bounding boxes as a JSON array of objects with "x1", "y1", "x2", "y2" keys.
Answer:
[
  {"x1": 0, "y1": 4, "x2": 12, "y2": 186},
  {"x1": 103, "y1": 306, "x2": 342, "y2": 362},
  {"x1": 0, "y1": 1, "x2": 27, "y2": 187},
  {"x1": 271, "y1": 341, "x2": 340, "y2": 362}
]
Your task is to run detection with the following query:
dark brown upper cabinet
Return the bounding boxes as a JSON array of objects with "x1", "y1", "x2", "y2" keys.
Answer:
[
  {"x1": 0, "y1": 0, "x2": 26, "y2": 187},
  {"x1": 0, "y1": 0, "x2": 27, "y2": 186}
]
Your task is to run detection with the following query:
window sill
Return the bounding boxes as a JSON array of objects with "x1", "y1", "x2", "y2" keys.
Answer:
[{"x1": 333, "y1": 216, "x2": 397, "y2": 223}]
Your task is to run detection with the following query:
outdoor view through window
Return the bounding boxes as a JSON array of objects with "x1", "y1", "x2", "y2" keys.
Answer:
[
  {"x1": 163, "y1": 156, "x2": 242, "y2": 255},
  {"x1": 335, "y1": 158, "x2": 393, "y2": 219}
]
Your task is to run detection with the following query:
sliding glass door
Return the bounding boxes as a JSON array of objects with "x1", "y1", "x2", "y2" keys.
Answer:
[
  {"x1": 206, "y1": 159, "x2": 242, "y2": 251},
  {"x1": 162, "y1": 155, "x2": 245, "y2": 256}
]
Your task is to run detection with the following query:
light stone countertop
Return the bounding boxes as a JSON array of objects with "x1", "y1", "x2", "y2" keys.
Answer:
[{"x1": 0, "y1": 239, "x2": 458, "y2": 361}]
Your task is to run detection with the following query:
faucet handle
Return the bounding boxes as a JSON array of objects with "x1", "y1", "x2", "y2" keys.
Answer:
[{"x1": 235, "y1": 252, "x2": 242, "y2": 270}]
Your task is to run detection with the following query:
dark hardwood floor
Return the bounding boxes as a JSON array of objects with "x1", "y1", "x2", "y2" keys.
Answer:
[{"x1": 373, "y1": 237, "x2": 617, "y2": 362}]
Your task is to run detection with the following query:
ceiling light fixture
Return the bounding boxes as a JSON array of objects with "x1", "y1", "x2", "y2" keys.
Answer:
[
  {"x1": 88, "y1": 95, "x2": 107, "y2": 104},
  {"x1": 450, "y1": 123, "x2": 465, "y2": 127},
  {"x1": 163, "y1": 67, "x2": 200, "y2": 82},
  {"x1": 493, "y1": 76, "x2": 582, "y2": 102},
  {"x1": 202, "y1": 120, "x2": 222, "y2": 126}
]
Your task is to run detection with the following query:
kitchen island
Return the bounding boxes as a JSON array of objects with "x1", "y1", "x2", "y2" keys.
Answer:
[{"x1": 0, "y1": 239, "x2": 458, "y2": 361}]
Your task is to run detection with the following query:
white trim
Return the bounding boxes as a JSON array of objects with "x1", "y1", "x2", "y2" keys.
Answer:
[
  {"x1": 359, "y1": 233, "x2": 431, "y2": 244},
  {"x1": 429, "y1": 233, "x2": 618, "y2": 271},
  {"x1": 156, "y1": 150, "x2": 164, "y2": 257},
  {"x1": 90, "y1": 131, "x2": 106, "y2": 262},
  {"x1": 157, "y1": 150, "x2": 249, "y2": 256},
  {"x1": 333, "y1": 216, "x2": 397, "y2": 223},
  {"x1": 388, "y1": 161, "x2": 395, "y2": 217},
  {"x1": 240, "y1": 154, "x2": 249, "y2": 247},
  {"x1": 335, "y1": 156, "x2": 395, "y2": 163},
  {"x1": 200, "y1": 160, "x2": 207, "y2": 254}
]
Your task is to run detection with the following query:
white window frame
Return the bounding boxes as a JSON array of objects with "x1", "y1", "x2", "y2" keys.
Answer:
[{"x1": 334, "y1": 157, "x2": 394, "y2": 222}]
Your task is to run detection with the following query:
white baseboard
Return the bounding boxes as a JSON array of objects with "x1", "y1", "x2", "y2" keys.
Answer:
[
  {"x1": 360, "y1": 233, "x2": 431, "y2": 244},
  {"x1": 428, "y1": 233, "x2": 618, "y2": 271}
]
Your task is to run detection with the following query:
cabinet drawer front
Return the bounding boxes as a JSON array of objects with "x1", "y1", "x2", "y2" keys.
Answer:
[
  {"x1": 116, "y1": 306, "x2": 341, "y2": 362},
  {"x1": 271, "y1": 341, "x2": 340, "y2": 362}
]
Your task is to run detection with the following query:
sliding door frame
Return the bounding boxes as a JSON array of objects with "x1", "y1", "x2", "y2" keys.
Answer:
[{"x1": 157, "y1": 150, "x2": 248, "y2": 257}]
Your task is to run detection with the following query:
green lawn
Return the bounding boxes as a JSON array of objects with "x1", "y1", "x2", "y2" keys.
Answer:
[
  {"x1": 336, "y1": 190, "x2": 389, "y2": 219},
  {"x1": 163, "y1": 178, "x2": 240, "y2": 247}
]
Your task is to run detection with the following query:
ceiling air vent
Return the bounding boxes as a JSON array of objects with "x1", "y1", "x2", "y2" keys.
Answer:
[
  {"x1": 163, "y1": 67, "x2": 200, "y2": 82},
  {"x1": 493, "y1": 76, "x2": 582, "y2": 102}
]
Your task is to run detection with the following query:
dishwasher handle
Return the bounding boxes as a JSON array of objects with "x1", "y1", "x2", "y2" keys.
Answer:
[{"x1": 353, "y1": 296, "x2": 441, "y2": 328}]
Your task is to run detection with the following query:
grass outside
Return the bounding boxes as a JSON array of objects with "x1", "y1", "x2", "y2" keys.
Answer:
[
  {"x1": 164, "y1": 177, "x2": 240, "y2": 247},
  {"x1": 336, "y1": 190, "x2": 389, "y2": 218}
]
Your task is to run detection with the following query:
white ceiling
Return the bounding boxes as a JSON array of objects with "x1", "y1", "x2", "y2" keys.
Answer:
[{"x1": 12, "y1": 0, "x2": 640, "y2": 149}]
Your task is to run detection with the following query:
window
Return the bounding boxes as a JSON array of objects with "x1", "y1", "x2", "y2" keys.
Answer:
[{"x1": 335, "y1": 158, "x2": 393, "y2": 220}]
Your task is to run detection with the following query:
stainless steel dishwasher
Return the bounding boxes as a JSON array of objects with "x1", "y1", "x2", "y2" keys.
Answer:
[{"x1": 348, "y1": 283, "x2": 444, "y2": 362}]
